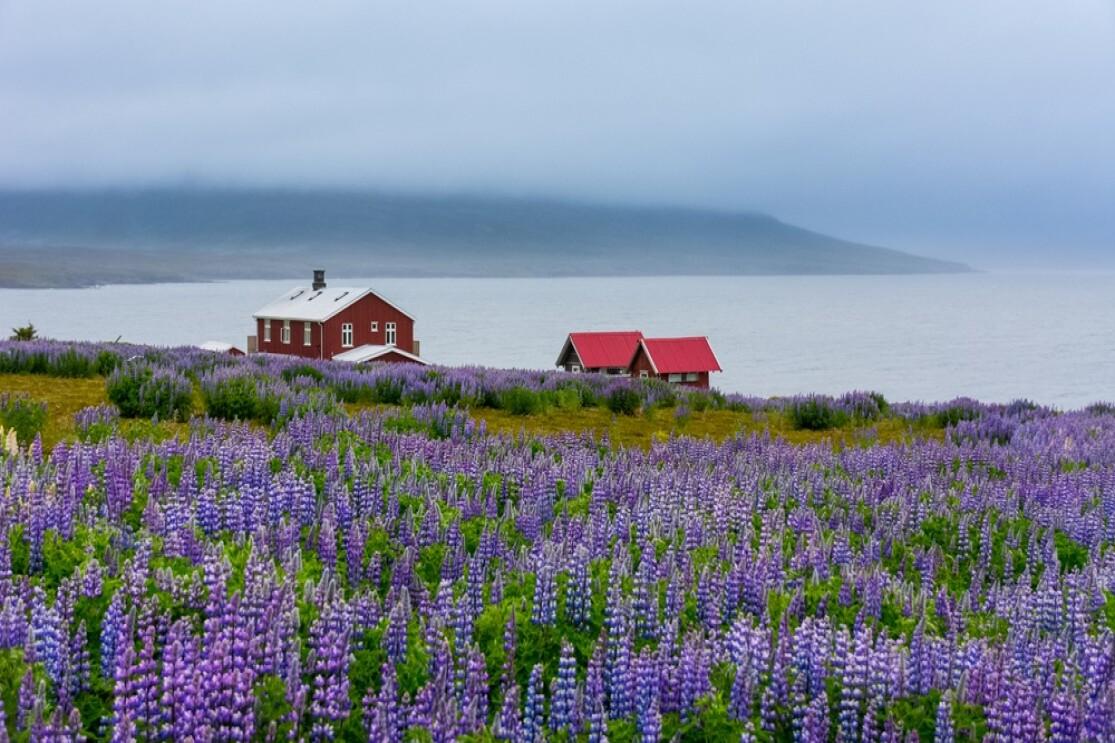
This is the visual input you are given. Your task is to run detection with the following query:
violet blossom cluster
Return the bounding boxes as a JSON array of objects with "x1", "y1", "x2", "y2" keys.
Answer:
[{"x1": 0, "y1": 341, "x2": 1113, "y2": 739}]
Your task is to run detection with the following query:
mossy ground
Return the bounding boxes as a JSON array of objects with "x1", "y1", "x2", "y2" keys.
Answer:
[
  {"x1": 3, "y1": 372, "x2": 938, "y2": 451},
  {"x1": 470, "y1": 404, "x2": 933, "y2": 449},
  {"x1": 0, "y1": 373, "x2": 187, "y2": 448}
]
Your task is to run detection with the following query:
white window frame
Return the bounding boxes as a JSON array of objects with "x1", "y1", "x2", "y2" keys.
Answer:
[
  {"x1": 668, "y1": 373, "x2": 683, "y2": 383},
  {"x1": 570, "y1": 363, "x2": 581, "y2": 373},
  {"x1": 370, "y1": 321, "x2": 379, "y2": 332},
  {"x1": 685, "y1": 372, "x2": 699, "y2": 382},
  {"x1": 281, "y1": 320, "x2": 291, "y2": 344},
  {"x1": 303, "y1": 322, "x2": 312, "y2": 346},
  {"x1": 263, "y1": 319, "x2": 271, "y2": 342},
  {"x1": 385, "y1": 321, "x2": 397, "y2": 345},
  {"x1": 341, "y1": 323, "x2": 354, "y2": 348},
  {"x1": 639, "y1": 370, "x2": 649, "y2": 379}
]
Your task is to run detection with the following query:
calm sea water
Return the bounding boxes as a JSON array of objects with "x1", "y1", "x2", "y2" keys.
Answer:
[{"x1": 2, "y1": 273, "x2": 1113, "y2": 408}]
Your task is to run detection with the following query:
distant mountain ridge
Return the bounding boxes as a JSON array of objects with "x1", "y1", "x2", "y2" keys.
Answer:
[{"x1": 0, "y1": 188, "x2": 969, "y2": 287}]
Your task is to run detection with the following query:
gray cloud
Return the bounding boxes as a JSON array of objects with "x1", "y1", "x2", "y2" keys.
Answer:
[{"x1": 1, "y1": 0, "x2": 1113, "y2": 266}]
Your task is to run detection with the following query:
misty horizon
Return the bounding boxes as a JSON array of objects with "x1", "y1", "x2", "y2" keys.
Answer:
[
  {"x1": 1, "y1": 1, "x2": 1112, "y2": 270},
  {"x1": 0, "y1": 182, "x2": 1109, "y2": 272}
]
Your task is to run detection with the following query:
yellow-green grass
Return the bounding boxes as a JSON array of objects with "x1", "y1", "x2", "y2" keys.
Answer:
[
  {"x1": 0, "y1": 373, "x2": 189, "y2": 449},
  {"x1": 470, "y1": 405, "x2": 936, "y2": 449},
  {"x1": 5, "y1": 372, "x2": 939, "y2": 452},
  {"x1": 1, "y1": 373, "x2": 106, "y2": 448}
]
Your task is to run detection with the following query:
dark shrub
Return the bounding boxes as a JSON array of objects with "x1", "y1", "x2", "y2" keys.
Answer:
[
  {"x1": 95, "y1": 350, "x2": 121, "y2": 376},
  {"x1": 54, "y1": 349, "x2": 98, "y2": 378},
  {"x1": 203, "y1": 376, "x2": 262, "y2": 421},
  {"x1": 607, "y1": 387, "x2": 642, "y2": 416},
  {"x1": 106, "y1": 363, "x2": 192, "y2": 421},
  {"x1": 688, "y1": 392, "x2": 712, "y2": 413},
  {"x1": 371, "y1": 378, "x2": 404, "y2": 405},
  {"x1": 553, "y1": 387, "x2": 583, "y2": 410},
  {"x1": 788, "y1": 396, "x2": 849, "y2": 430},
  {"x1": 281, "y1": 364, "x2": 325, "y2": 384},
  {"x1": 0, "y1": 394, "x2": 47, "y2": 446},
  {"x1": 501, "y1": 387, "x2": 542, "y2": 416},
  {"x1": 8, "y1": 322, "x2": 37, "y2": 341},
  {"x1": 932, "y1": 405, "x2": 981, "y2": 428}
]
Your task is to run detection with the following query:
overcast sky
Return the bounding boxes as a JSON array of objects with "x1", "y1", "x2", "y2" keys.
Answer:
[{"x1": 1, "y1": 1, "x2": 1112, "y2": 267}]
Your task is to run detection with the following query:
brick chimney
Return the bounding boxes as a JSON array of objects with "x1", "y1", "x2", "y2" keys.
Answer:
[{"x1": 312, "y1": 269, "x2": 326, "y2": 291}]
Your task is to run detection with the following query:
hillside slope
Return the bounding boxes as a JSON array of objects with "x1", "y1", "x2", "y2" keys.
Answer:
[{"x1": 0, "y1": 189, "x2": 969, "y2": 286}]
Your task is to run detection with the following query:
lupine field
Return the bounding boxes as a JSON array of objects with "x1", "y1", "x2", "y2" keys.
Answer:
[{"x1": 0, "y1": 340, "x2": 1113, "y2": 741}]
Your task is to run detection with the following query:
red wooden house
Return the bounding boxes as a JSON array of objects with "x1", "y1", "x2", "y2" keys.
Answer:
[
  {"x1": 252, "y1": 270, "x2": 426, "y2": 364},
  {"x1": 628, "y1": 336, "x2": 721, "y2": 389},
  {"x1": 555, "y1": 331, "x2": 644, "y2": 374}
]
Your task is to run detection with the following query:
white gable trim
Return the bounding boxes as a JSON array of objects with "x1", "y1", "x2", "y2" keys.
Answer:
[{"x1": 333, "y1": 344, "x2": 428, "y2": 365}]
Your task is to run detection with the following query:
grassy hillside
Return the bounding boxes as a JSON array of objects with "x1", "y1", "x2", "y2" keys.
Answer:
[
  {"x1": 2, "y1": 371, "x2": 934, "y2": 451},
  {"x1": 0, "y1": 188, "x2": 970, "y2": 287}
]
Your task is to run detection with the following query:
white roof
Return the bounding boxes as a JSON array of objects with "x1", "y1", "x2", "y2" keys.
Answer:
[
  {"x1": 199, "y1": 340, "x2": 238, "y2": 352},
  {"x1": 333, "y1": 344, "x2": 428, "y2": 365},
  {"x1": 253, "y1": 286, "x2": 415, "y2": 323}
]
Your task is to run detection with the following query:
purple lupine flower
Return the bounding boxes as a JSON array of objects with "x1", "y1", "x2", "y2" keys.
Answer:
[
  {"x1": 550, "y1": 640, "x2": 579, "y2": 734},
  {"x1": 1048, "y1": 688, "x2": 1081, "y2": 743},
  {"x1": 29, "y1": 586, "x2": 65, "y2": 688},
  {"x1": 803, "y1": 690, "x2": 829, "y2": 743},
  {"x1": 934, "y1": 692, "x2": 954, "y2": 743},
  {"x1": 111, "y1": 615, "x2": 139, "y2": 741},
  {"x1": 531, "y1": 560, "x2": 557, "y2": 626},
  {"x1": 17, "y1": 669, "x2": 34, "y2": 732},
  {"x1": 365, "y1": 662, "x2": 403, "y2": 743},
  {"x1": 501, "y1": 609, "x2": 517, "y2": 687},
  {"x1": 603, "y1": 569, "x2": 633, "y2": 719},
  {"x1": 309, "y1": 600, "x2": 352, "y2": 740},
  {"x1": 587, "y1": 694, "x2": 609, "y2": 743},
  {"x1": 760, "y1": 685, "x2": 778, "y2": 735},
  {"x1": 523, "y1": 664, "x2": 546, "y2": 743},
  {"x1": 564, "y1": 546, "x2": 591, "y2": 627},
  {"x1": 160, "y1": 617, "x2": 200, "y2": 741},
  {"x1": 493, "y1": 681, "x2": 522, "y2": 741},
  {"x1": 639, "y1": 696, "x2": 661, "y2": 743},
  {"x1": 460, "y1": 644, "x2": 490, "y2": 735},
  {"x1": 384, "y1": 594, "x2": 410, "y2": 664},
  {"x1": 586, "y1": 639, "x2": 608, "y2": 743}
]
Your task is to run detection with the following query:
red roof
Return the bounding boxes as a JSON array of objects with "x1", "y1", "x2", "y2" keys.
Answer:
[
  {"x1": 636, "y1": 337, "x2": 722, "y2": 374},
  {"x1": 563, "y1": 331, "x2": 644, "y2": 369}
]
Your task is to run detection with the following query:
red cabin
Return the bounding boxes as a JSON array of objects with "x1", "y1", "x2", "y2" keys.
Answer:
[
  {"x1": 555, "y1": 331, "x2": 644, "y2": 374},
  {"x1": 628, "y1": 336, "x2": 721, "y2": 389},
  {"x1": 252, "y1": 270, "x2": 425, "y2": 363}
]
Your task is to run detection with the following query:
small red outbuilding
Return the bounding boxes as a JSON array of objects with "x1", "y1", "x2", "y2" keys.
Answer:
[
  {"x1": 555, "y1": 331, "x2": 644, "y2": 373},
  {"x1": 628, "y1": 336, "x2": 721, "y2": 389}
]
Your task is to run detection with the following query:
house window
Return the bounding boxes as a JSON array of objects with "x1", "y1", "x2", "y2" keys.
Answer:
[
  {"x1": 639, "y1": 370, "x2": 649, "y2": 379},
  {"x1": 685, "y1": 372, "x2": 698, "y2": 382},
  {"x1": 341, "y1": 323, "x2": 354, "y2": 347},
  {"x1": 303, "y1": 322, "x2": 312, "y2": 346},
  {"x1": 370, "y1": 321, "x2": 379, "y2": 332},
  {"x1": 668, "y1": 373, "x2": 683, "y2": 383},
  {"x1": 263, "y1": 319, "x2": 271, "y2": 342},
  {"x1": 570, "y1": 364, "x2": 581, "y2": 373},
  {"x1": 385, "y1": 322, "x2": 396, "y2": 345},
  {"x1": 281, "y1": 320, "x2": 291, "y2": 344}
]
